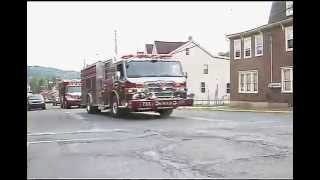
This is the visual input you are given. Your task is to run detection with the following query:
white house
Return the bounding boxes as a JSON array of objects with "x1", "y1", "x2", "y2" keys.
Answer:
[{"x1": 145, "y1": 37, "x2": 230, "y2": 104}]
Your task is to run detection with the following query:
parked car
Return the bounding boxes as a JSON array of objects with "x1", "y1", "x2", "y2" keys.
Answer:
[
  {"x1": 52, "y1": 96, "x2": 60, "y2": 106},
  {"x1": 27, "y1": 94, "x2": 46, "y2": 110}
]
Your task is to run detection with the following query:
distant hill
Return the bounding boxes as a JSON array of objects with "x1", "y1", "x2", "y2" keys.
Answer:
[{"x1": 27, "y1": 65, "x2": 80, "y2": 80}]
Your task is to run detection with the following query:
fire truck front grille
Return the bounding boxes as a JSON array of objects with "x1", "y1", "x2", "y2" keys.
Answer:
[{"x1": 145, "y1": 81, "x2": 175, "y2": 98}]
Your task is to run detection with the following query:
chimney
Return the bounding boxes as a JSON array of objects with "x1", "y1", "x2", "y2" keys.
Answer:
[{"x1": 188, "y1": 36, "x2": 193, "y2": 41}]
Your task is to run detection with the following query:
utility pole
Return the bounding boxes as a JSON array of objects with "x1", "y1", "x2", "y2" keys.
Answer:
[{"x1": 114, "y1": 30, "x2": 118, "y2": 56}]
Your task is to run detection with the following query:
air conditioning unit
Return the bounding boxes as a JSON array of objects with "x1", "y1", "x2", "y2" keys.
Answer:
[{"x1": 268, "y1": 82, "x2": 281, "y2": 88}]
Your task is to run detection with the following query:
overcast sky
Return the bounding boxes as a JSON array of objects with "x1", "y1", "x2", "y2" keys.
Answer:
[{"x1": 27, "y1": 1, "x2": 272, "y2": 71}]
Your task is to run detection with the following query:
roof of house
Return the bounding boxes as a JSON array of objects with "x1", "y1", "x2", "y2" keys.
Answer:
[
  {"x1": 145, "y1": 44, "x2": 154, "y2": 54},
  {"x1": 226, "y1": 1, "x2": 293, "y2": 39},
  {"x1": 170, "y1": 40, "x2": 230, "y2": 60},
  {"x1": 226, "y1": 17, "x2": 292, "y2": 39},
  {"x1": 154, "y1": 41, "x2": 187, "y2": 54},
  {"x1": 268, "y1": 1, "x2": 292, "y2": 24}
]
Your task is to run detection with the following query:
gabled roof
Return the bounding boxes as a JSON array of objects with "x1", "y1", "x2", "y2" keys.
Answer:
[
  {"x1": 170, "y1": 40, "x2": 230, "y2": 60},
  {"x1": 145, "y1": 44, "x2": 154, "y2": 54},
  {"x1": 268, "y1": 1, "x2": 292, "y2": 24},
  {"x1": 153, "y1": 41, "x2": 187, "y2": 54},
  {"x1": 226, "y1": 1, "x2": 293, "y2": 39},
  {"x1": 226, "y1": 17, "x2": 292, "y2": 39}
]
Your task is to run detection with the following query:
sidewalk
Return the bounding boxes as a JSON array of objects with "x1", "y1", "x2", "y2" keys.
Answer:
[{"x1": 177, "y1": 105, "x2": 293, "y2": 113}]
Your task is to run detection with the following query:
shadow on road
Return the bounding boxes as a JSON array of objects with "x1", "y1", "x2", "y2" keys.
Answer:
[{"x1": 98, "y1": 111, "x2": 163, "y2": 121}]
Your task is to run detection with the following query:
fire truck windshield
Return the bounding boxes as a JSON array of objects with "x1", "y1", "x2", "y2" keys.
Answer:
[
  {"x1": 66, "y1": 86, "x2": 81, "y2": 93},
  {"x1": 125, "y1": 61, "x2": 184, "y2": 78}
]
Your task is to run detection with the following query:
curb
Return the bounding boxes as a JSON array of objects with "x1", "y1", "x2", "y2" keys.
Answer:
[{"x1": 177, "y1": 107, "x2": 292, "y2": 113}]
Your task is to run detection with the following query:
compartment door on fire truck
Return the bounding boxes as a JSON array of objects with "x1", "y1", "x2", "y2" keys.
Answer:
[
  {"x1": 104, "y1": 60, "x2": 115, "y2": 105},
  {"x1": 96, "y1": 62, "x2": 104, "y2": 105}
]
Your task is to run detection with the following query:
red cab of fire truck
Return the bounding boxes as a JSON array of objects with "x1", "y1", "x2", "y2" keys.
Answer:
[
  {"x1": 58, "y1": 79, "x2": 82, "y2": 109},
  {"x1": 80, "y1": 54, "x2": 193, "y2": 117}
]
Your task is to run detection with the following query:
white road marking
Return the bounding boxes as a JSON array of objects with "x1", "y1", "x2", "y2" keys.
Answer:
[
  {"x1": 27, "y1": 128, "x2": 129, "y2": 136},
  {"x1": 71, "y1": 113, "x2": 84, "y2": 120},
  {"x1": 187, "y1": 116, "x2": 228, "y2": 122},
  {"x1": 28, "y1": 137, "x2": 116, "y2": 144},
  {"x1": 64, "y1": 111, "x2": 85, "y2": 120},
  {"x1": 27, "y1": 131, "x2": 155, "y2": 145}
]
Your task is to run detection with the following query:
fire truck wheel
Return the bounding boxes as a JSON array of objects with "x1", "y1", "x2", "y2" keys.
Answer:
[
  {"x1": 86, "y1": 102, "x2": 99, "y2": 114},
  {"x1": 110, "y1": 95, "x2": 121, "y2": 117},
  {"x1": 65, "y1": 101, "x2": 70, "y2": 109},
  {"x1": 158, "y1": 109, "x2": 173, "y2": 118}
]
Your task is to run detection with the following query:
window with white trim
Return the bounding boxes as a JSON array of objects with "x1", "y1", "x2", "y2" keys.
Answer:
[
  {"x1": 186, "y1": 48, "x2": 190, "y2": 55},
  {"x1": 285, "y1": 26, "x2": 293, "y2": 51},
  {"x1": 286, "y1": 1, "x2": 293, "y2": 16},
  {"x1": 244, "y1": 37, "x2": 251, "y2": 58},
  {"x1": 255, "y1": 34, "x2": 263, "y2": 56},
  {"x1": 201, "y1": 82, "x2": 205, "y2": 93},
  {"x1": 234, "y1": 39, "x2": 241, "y2": 59},
  {"x1": 226, "y1": 83, "x2": 230, "y2": 93},
  {"x1": 203, "y1": 64, "x2": 208, "y2": 74},
  {"x1": 238, "y1": 71, "x2": 258, "y2": 93},
  {"x1": 281, "y1": 67, "x2": 293, "y2": 93}
]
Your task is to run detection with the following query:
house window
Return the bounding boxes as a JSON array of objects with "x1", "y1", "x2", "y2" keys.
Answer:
[
  {"x1": 244, "y1": 37, "x2": 251, "y2": 58},
  {"x1": 201, "y1": 82, "x2": 205, "y2": 93},
  {"x1": 255, "y1": 34, "x2": 263, "y2": 56},
  {"x1": 286, "y1": 1, "x2": 293, "y2": 16},
  {"x1": 186, "y1": 48, "x2": 190, "y2": 55},
  {"x1": 253, "y1": 72, "x2": 258, "y2": 91},
  {"x1": 226, "y1": 83, "x2": 230, "y2": 93},
  {"x1": 246, "y1": 73, "x2": 251, "y2": 91},
  {"x1": 285, "y1": 26, "x2": 293, "y2": 51},
  {"x1": 238, "y1": 71, "x2": 258, "y2": 93},
  {"x1": 240, "y1": 74, "x2": 245, "y2": 92},
  {"x1": 234, "y1": 39, "x2": 241, "y2": 59},
  {"x1": 203, "y1": 64, "x2": 208, "y2": 74},
  {"x1": 281, "y1": 67, "x2": 293, "y2": 93}
]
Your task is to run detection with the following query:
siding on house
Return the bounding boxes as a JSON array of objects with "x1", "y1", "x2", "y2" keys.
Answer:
[
  {"x1": 170, "y1": 42, "x2": 230, "y2": 102},
  {"x1": 226, "y1": 1, "x2": 293, "y2": 107},
  {"x1": 228, "y1": 20, "x2": 292, "y2": 105}
]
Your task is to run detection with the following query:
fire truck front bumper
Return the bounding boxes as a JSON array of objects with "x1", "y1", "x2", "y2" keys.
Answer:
[
  {"x1": 66, "y1": 99, "x2": 81, "y2": 106},
  {"x1": 127, "y1": 98, "x2": 193, "y2": 111}
]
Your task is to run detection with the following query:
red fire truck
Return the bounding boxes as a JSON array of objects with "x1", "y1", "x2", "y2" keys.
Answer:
[
  {"x1": 58, "y1": 79, "x2": 82, "y2": 109},
  {"x1": 80, "y1": 53, "x2": 193, "y2": 118}
]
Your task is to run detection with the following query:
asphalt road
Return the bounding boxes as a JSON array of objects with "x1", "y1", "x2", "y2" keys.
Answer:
[{"x1": 27, "y1": 103, "x2": 293, "y2": 179}]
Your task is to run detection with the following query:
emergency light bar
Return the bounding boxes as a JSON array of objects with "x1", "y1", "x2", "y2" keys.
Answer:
[{"x1": 121, "y1": 53, "x2": 172, "y2": 59}]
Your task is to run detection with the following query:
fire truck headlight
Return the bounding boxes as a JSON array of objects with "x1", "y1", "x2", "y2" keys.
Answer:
[
  {"x1": 132, "y1": 94, "x2": 139, "y2": 100},
  {"x1": 176, "y1": 87, "x2": 185, "y2": 92},
  {"x1": 132, "y1": 92, "x2": 146, "y2": 99},
  {"x1": 137, "y1": 88, "x2": 144, "y2": 93},
  {"x1": 139, "y1": 92, "x2": 146, "y2": 99},
  {"x1": 148, "y1": 93, "x2": 157, "y2": 99}
]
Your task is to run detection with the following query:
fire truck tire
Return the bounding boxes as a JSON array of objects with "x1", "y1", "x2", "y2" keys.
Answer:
[
  {"x1": 158, "y1": 109, "x2": 173, "y2": 118},
  {"x1": 86, "y1": 99, "x2": 99, "y2": 114},
  {"x1": 65, "y1": 101, "x2": 71, "y2": 109},
  {"x1": 110, "y1": 95, "x2": 122, "y2": 117}
]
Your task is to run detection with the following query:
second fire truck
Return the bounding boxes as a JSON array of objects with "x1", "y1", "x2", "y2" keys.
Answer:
[{"x1": 58, "y1": 79, "x2": 82, "y2": 109}]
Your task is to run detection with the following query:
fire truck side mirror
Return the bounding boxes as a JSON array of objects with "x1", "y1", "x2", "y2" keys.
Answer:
[{"x1": 115, "y1": 71, "x2": 121, "y2": 81}]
